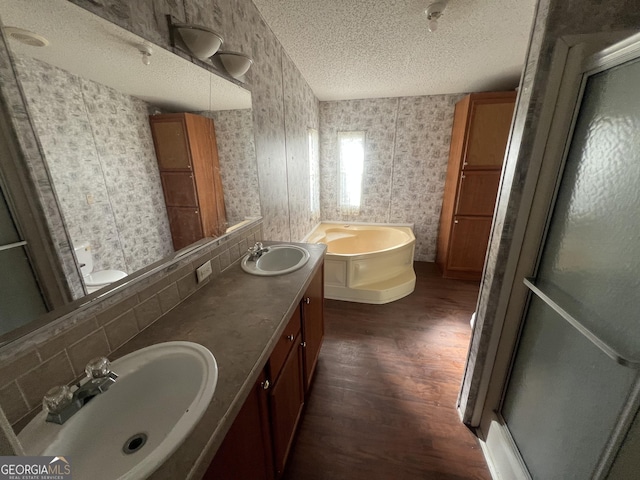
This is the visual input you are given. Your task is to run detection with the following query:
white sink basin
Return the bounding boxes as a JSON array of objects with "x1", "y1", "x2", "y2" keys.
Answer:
[
  {"x1": 241, "y1": 244, "x2": 310, "y2": 276},
  {"x1": 18, "y1": 341, "x2": 218, "y2": 480}
]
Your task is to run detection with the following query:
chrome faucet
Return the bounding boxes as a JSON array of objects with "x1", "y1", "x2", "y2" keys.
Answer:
[
  {"x1": 43, "y1": 357, "x2": 118, "y2": 425},
  {"x1": 247, "y1": 242, "x2": 268, "y2": 261}
]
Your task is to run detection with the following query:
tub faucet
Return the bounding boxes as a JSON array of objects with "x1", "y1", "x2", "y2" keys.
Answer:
[
  {"x1": 247, "y1": 242, "x2": 268, "y2": 261},
  {"x1": 43, "y1": 357, "x2": 118, "y2": 425}
]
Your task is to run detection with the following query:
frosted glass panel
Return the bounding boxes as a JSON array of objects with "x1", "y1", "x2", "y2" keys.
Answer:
[
  {"x1": 0, "y1": 247, "x2": 47, "y2": 336},
  {"x1": 0, "y1": 190, "x2": 20, "y2": 245},
  {"x1": 537, "y1": 57, "x2": 640, "y2": 360},
  {"x1": 503, "y1": 296, "x2": 636, "y2": 480}
]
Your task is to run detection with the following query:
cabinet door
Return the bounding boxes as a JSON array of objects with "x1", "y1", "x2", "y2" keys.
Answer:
[
  {"x1": 184, "y1": 114, "x2": 223, "y2": 238},
  {"x1": 269, "y1": 335, "x2": 304, "y2": 477},
  {"x1": 446, "y1": 216, "x2": 493, "y2": 273},
  {"x1": 166, "y1": 206, "x2": 203, "y2": 250},
  {"x1": 150, "y1": 116, "x2": 192, "y2": 170},
  {"x1": 455, "y1": 170, "x2": 501, "y2": 216},
  {"x1": 208, "y1": 119, "x2": 227, "y2": 232},
  {"x1": 270, "y1": 307, "x2": 302, "y2": 383},
  {"x1": 464, "y1": 100, "x2": 515, "y2": 168},
  {"x1": 204, "y1": 371, "x2": 274, "y2": 480},
  {"x1": 160, "y1": 172, "x2": 198, "y2": 207},
  {"x1": 302, "y1": 265, "x2": 324, "y2": 392}
]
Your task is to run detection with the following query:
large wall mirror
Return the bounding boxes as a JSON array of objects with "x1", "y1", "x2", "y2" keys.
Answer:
[{"x1": 0, "y1": 0, "x2": 261, "y2": 344}]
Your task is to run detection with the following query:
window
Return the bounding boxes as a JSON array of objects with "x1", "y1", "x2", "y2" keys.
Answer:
[
  {"x1": 337, "y1": 131, "x2": 365, "y2": 214},
  {"x1": 308, "y1": 128, "x2": 319, "y2": 213}
]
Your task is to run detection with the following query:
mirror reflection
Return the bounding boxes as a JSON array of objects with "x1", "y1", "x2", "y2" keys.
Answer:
[{"x1": 0, "y1": 0, "x2": 261, "y2": 339}]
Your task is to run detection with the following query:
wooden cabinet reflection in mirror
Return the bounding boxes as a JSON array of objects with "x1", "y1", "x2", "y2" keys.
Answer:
[{"x1": 150, "y1": 113, "x2": 227, "y2": 250}]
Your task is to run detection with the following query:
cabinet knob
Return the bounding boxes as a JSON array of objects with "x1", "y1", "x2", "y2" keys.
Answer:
[
  {"x1": 304, "y1": 297, "x2": 310, "y2": 305},
  {"x1": 301, "y1": 341, "x2": 307, "y2": 348},
  {"x1": 461, "y1": 174, "x2": 466, "y2": 179},
  {"x1": 261, "y1": 379, "x2": 270, "y2": 390},
  {"x1": 454, "y1": 220, "x2": 459, "y2": 224},
  {"x1": 463, "y1": 162, "x2": 468, "y2": 166},
  {"x1": 286, "y1": 334, "x2": 294, "y2": 341}
]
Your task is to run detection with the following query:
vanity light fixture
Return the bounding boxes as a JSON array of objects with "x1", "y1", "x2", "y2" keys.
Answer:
[
  {"x1": 4, "y1": 26, "x2": 49, "y2": 47},
  {"x1": 425, "y1": 1, "x2": 447, "y2": 33},
  {"x1": 217, "y1": 51, "x2": 253, "y2": 79},
  {"x1": 170, "y1": 22, "x2": 223, "y2": 60},
  {"x1": 137, "y1": 43, "x2": 153, "y2": 65}
]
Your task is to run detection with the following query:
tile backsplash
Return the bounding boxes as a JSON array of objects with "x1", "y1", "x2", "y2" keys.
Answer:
[{"x1": 0, "y1": 220, "x2": 262, "y2": 430}]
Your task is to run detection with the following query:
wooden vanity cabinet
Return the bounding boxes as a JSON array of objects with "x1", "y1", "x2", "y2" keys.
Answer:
[
  {"x1": 301, "y1": 262, "x2": 324, "y2": 392},
  {"x1": 436, "y1": 91, "x2": 516, "y2": 280},
  {"x1": 205, "y1": 266, "x2": 325, "y2": 479},
  {"x1": 268, "y1": 327, "x2": 305, "y2": 476},
  {"x1": 149, "y1": 112, "x2": 226, "y2": 251},
  {"x1": 204, "y1": 371, "x2": 274, "y2": 480}
]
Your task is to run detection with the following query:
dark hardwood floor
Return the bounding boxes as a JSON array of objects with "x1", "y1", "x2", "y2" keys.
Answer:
[{"x1": 283, "y1": 262, "x2": 491, "y2": 480}]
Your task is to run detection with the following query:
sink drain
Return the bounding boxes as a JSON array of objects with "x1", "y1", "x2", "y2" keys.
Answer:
[{"x1": 123, "y1": 433, "x2": 148, "y2": 454}]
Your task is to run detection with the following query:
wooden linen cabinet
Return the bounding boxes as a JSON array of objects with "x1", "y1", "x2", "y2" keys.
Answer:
[
  {"x1": 149, "y1": 112, "x2": 227, "y2": 251},
  {"x1": 436, "y1": 91, "x2": 516, "y2": 280}
]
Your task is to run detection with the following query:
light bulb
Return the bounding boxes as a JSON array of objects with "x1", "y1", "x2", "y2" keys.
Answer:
[
  {"x1": 137, "y1": 44, "x2": 153, "y2": 66},
  {"x1": 428, "y1": 18, "x2": 438, "y2": 32}
]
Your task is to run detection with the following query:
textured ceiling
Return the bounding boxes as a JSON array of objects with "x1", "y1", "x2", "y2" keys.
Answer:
[
  {"x1": 253, "y1": 0, "x2": 537, "y2": 100},
  {"x1": 0, "y1": 0, "x2": 251, "y2": 111}
]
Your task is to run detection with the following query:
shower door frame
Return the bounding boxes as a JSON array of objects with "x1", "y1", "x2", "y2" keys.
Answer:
[{"x1": 475, "y1": 32, "x2": 640, "y2": 480}]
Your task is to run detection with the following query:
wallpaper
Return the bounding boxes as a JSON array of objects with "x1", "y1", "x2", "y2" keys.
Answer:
[
  {"x1": 319, "y1": 94, "x2": 464, "y2": 262},
  {"x1": 282, "y1": 52, "x2": 321, "y2": 242},
  {"x1": 202, "y1": 109, "x2": 260, "y2": 226},
  {"x1": 66, "y1": 0, "x2": 321, "y2": 243},
  {"x1": 14, "y1": 56, "x2": 174, "y2": 277}
]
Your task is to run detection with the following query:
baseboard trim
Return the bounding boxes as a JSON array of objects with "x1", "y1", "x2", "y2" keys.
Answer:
[{"x1": 480, "y1": 415, "x2": 531, "y2": 480}]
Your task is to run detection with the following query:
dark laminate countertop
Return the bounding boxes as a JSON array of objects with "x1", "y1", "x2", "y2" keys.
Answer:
[{"x1": 109, "y1": 242, "x2": 326, "y2": 480}]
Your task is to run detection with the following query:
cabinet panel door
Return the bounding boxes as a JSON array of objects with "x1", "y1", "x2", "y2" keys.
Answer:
[
  {"x1": 269, "y1": 336, "x2": 304, "y2": 477},
  {"x1": 447, "y1": 216, "x2": 493, "y2": 272},
  {"x1": 269, "y1": 307, "x2": 301, "y2": 383},
  {"x1": 160, "y1": 172, "x2": 198, "y2": 207},
  {"x1": 204, "y1": 371, "x2": 274, "y2": 480},
  {"x1": 166, "y1": 206, "x2": 203, "y2": 250},
  {"x1": 302, "y1": 266, "x2": 324, "y2": 392},
  {"x1": 455, "y1": 170, "x2": 501, "y2": 216},
  {"x1": 150, "y1": 118, "x2": 192, "y2": 170},
  {"x1": 465, "y1": 100, "x2": 514, "y2": 168}
]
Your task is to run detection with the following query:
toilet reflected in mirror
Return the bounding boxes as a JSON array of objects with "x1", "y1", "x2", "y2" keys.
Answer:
[{"x1": 73, "y1": 242, "x2": 127, "y2": 294}]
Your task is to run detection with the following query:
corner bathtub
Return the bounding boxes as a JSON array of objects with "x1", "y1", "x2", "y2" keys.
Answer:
[{"x1": 306, "y1": 223, "x2": 416, "y2": 304}]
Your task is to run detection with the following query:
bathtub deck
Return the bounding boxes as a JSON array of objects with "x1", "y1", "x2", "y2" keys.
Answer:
[{"x1": 282, "y1": 261, "x2": 491, "y2": 480}]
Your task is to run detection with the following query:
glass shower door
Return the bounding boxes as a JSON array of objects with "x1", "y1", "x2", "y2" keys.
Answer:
[
  {"x1": 0, "y1": 184, "x2": 47, "y2": 336},
  {"x1": 500, "y1": 54, "x2": 640, "y2": 478}
]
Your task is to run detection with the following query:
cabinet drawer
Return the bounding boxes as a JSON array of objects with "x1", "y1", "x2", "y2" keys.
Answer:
[{"x1": 269, "y1": 306, "x2": 301, "y2": 383}]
